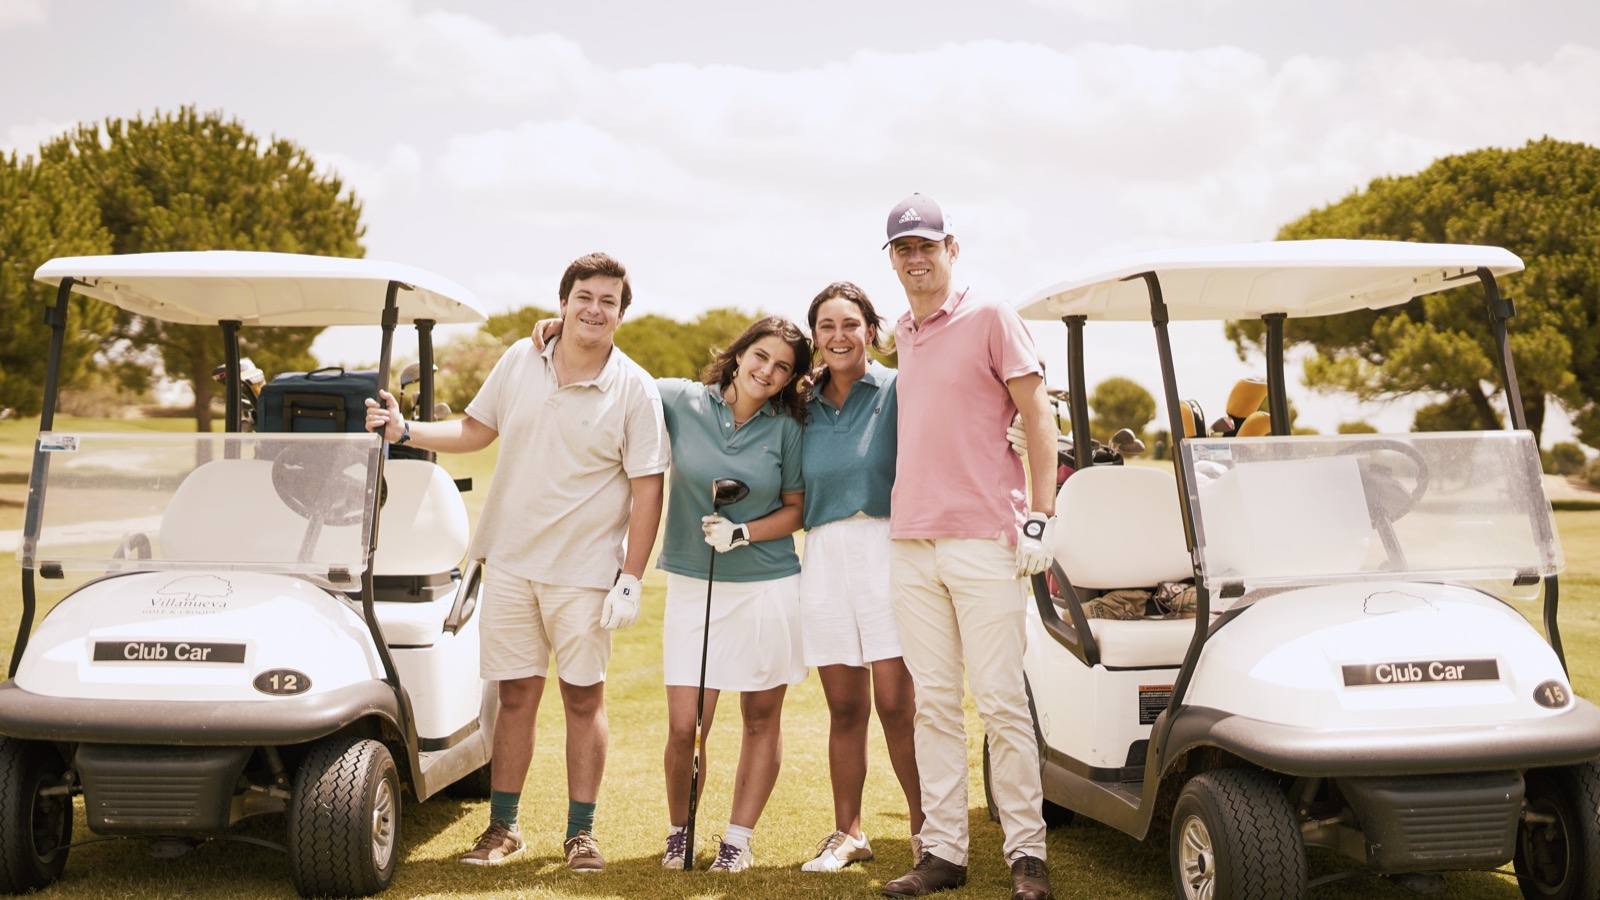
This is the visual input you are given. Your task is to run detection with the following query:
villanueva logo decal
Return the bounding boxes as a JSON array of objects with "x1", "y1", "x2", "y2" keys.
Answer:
[{"x1": 143, "y1": 574, "x2": 234, "y2": 614}]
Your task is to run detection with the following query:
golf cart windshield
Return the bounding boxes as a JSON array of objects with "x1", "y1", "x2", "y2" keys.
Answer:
[
  {"x1": 22, "y1": 432, "x2": 381, "y2": 582},
  {"x1": 1180, "y1": 431, "x2": 1562, "y2": 597}
]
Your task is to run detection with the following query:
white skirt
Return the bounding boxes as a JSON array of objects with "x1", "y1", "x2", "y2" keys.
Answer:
[
  {"x1": 799, "y1": 516, "x2": 902, "y2": 667},
  {"x1": 662, "y1": 573, "x2": 806, "y2": 692}
]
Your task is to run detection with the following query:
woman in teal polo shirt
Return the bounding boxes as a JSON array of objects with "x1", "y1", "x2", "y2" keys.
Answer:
[
  {"x1": 795, "y1": 282, "x2": 923, "y2": 873},
  {"x1": 655, "y1": 316, "x2": 812, "y2": 873}
]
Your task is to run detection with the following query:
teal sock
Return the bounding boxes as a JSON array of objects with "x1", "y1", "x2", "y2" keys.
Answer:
[
  {"x1": 567, "y1": 799, "x2": 596, "y2": 840},
  {"x1": 489, "y1": 790, "x2": 520, "y2": 829}
]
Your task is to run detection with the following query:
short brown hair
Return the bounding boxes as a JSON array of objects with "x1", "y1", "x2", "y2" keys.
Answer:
[
  {"x1": 559, "y1": 252, "x2": 632, "y2": 313},
  {"x1": 700, "y1": 316, "x2": 812, "y2": 424}
]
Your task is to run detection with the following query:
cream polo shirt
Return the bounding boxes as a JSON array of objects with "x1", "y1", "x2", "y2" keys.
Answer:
[{"x1": 465, "y1": 337, "x2": 669, "y2": 590}]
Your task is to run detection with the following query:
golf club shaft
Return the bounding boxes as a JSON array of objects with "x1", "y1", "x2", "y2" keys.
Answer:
[{"x1": 684, "y1": 544, "x2": 716, "y2": 869}]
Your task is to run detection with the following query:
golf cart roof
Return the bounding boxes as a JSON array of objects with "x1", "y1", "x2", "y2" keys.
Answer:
[
  {"x1": 34, "y1": 251, "x2": 487, "y2": 326},
  {"x1": 1017, "y1": 240, "x2": 1524, "y2": 322}
]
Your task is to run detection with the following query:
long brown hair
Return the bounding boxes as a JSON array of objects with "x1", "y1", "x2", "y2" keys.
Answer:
[{"x1": 701, "y1": 316, "x2": 812, "y2": 424}]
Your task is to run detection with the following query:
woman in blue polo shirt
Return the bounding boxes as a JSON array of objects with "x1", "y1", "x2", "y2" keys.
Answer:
[{"x1": 795, "y1": 282, "x2": 923, "y2": 873}]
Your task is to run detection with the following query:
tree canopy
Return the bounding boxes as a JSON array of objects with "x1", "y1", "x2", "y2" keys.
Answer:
[
  {"x1": 1088, "y1": 376, "x2": 1156, "y2": 440},
  {"x1": 0, "y1": 153, "x2": 113, "y2": 414},
  {"x1": 36, "y1": 107, "x2": 366, "y2": 430},
  {"x1": 1226, "y1": 138, "x2": 1600, "y2": 446}
]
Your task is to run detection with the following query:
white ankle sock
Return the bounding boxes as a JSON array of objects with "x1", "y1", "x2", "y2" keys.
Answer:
[{"x1": 724, "y1": 823, "x2": 753, "y2": 850}]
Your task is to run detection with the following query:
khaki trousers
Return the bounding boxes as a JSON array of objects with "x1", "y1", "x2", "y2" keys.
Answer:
[{"x1": 890, "y1": 538, "x2": 1046, "y2": 865}]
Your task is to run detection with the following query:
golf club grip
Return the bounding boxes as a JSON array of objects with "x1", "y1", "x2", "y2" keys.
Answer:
[{"x1": 684, "y1": 550, "x2": 716, "y2": 870}]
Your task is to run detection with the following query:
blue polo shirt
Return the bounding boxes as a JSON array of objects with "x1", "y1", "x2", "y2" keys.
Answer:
[
  {"x1": 657, "y1": 378, "x2": 805, "y2": 583},
  {"x1": 802, "y1": 363, "x2": 897, "y2": 529}
]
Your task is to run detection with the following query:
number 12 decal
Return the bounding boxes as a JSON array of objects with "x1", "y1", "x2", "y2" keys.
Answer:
[{"x1": 253, "y1": 668, "x2": 312, "y2": 696}]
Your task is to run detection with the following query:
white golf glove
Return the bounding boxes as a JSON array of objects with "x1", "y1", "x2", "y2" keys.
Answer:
[
  {"x1": 702, "y1": 515, "x2": 750, "y2": 553},
  {"x1": 1016, "y1": 511, "x2": 1055, "y2": 577},
  {"x1": 1005, "y1": 413, "x2": 1028, "y2": 457},
  {"x1": 600, "y1": 573, "x2": 641, "y2": 630}
]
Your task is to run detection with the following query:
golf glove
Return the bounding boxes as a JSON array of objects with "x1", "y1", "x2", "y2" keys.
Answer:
[
  {"x1": 702, "y1": 515, "x2": 750, "y2": 553},
  {"x1": 1006, "y1": 414, "x2": 1028, "y2": 457},
  {"x1": 600, "y1": 573, "x2": 641, "y2": 630},
  {"x1": 1016, "y1": 511, "x2": 1055, "y2": 577}
]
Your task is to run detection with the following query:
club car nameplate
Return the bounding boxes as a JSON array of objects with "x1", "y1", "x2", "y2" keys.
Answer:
[
  {"x1": 1342, "y1": 659, "x2": 1498, "y2": 687},
  {"x1": 93, "y1": 641, "x2": 246, "y2": 663}
]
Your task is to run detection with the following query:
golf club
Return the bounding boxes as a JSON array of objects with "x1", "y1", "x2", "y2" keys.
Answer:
[{"x1": 684, "y1": 477, "x2": 750, "y2": 870}]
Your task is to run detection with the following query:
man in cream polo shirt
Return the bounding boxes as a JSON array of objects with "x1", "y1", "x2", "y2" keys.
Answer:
[{"x1": 364, "y1": 252, "x2": 668, "y2": 873}]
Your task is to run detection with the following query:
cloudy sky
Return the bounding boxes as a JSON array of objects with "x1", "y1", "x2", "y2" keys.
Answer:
[{"x1": 4, "y1": 0, "x2": 1598, "y2": 435}]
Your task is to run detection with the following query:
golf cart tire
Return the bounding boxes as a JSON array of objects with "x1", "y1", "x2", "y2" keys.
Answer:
[
  {"x1": 288, "y1": 735, "x2": 401, "y2": 898},
  {"x1": 0, "y1": 739, "x2": 71, "y2": 894},
  {"x1": 1514, "y1": 761, "x2": 1600, "y2": 900},
  {"x1": 446, "y1": 763, "x2": 493, "y2": 800},
  {"x1": 1169, "y1": 769, "x2": 1306, "y2": 900}
]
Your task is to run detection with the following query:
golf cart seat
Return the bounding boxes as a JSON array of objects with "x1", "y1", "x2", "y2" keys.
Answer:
[
  {"x1": 1052, "y1": 465, "x2": 1197, "y2": 668},
  {"x1": 372, "y1": 460, "x2": 468, "y2": 577}
]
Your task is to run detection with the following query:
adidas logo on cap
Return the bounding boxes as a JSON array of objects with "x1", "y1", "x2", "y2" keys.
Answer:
[{"x1": 897, "y1": 208, "x2": 923, "y2": 224}]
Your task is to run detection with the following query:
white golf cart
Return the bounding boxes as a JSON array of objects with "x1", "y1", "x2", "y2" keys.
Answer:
[
  {"x1": 1003, "y1": 240, "x2": 1600, "y2": 898},
  {"x1": 0, "y1": 252, "x2": 496, "y2": 896}
]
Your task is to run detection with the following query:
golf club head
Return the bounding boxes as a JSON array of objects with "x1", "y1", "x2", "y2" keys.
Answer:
[
  {"x1": 1110, "y1": 427, "x2": 1146, "y2": 456},
  {"x1": 399, "y1": 361, "x2": 424, "y2": 390},
  {"x1": 711, "y1": 478, "x2": 750, "y2": 509},
  {"x1": 1210, "y1": 415, "x2": 1237, "y2": 438}
]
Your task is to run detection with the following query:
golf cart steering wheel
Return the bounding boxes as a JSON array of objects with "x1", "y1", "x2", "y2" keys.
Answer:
[
  {"x1": 269, "y1": 442, "x2": 371, "y2": 527},
  {"x1": 1335, "y1": 438, "x2": 1431, "y2": 523}
]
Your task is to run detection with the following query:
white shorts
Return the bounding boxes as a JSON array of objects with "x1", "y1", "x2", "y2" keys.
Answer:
[
  {"x1": 662, "y1": 573, "x2": 806, "y2": 692},
  {"x1": 799, "y1": 516, "x2": 902, "y2": 668},
  {"x1": 480, "y1": 563, "x2": 609, "y2": 686}
]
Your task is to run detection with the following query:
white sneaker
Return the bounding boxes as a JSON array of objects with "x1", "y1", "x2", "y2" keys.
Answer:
[
  {"x1": 661, "y1": 828, "x2": 688, "y2": 869},
  {"x1": 801, "y1": 830, "x2": 874, "y2": 872},
  {"x1": 708, "y1": 837, "x2": 753, "y2": 872},
  {"x1": 910, "y1": 832, "x2": 925, "y2": 866}
]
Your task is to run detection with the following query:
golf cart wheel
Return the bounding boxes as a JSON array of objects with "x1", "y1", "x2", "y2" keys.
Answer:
[
  {"x1": 1514, "y1": 762, "x2": 1600, "y2": 900},
  {"x1": 1169, "y1": 769, "x2": 1306, "y2": 900},
  {"x1": 0, "y1": 739, "x2": 73, "y2": 893},
  {"x1": 288, "y1": 735, "x2": 401, "y2": 898}
]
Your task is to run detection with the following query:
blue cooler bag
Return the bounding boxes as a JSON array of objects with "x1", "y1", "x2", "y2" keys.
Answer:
[{"x1": 258, "y1": 367, "x2": 378, "y2": 434}]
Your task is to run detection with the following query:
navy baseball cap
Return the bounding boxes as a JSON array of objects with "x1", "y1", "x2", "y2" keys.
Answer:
[{"x1": 883, "y1": 193, "x2": 951, "y2": 248}]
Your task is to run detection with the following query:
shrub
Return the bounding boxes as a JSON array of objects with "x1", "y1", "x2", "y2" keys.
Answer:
[
  {"x1": 1586, "y1": 457, "x2": 1600, "y2": 490},
  {"x1": 1550, "y1": 442, "x2": 1587, "y2": 477}
]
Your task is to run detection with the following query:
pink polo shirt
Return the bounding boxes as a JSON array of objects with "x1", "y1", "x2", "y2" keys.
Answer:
[{"x1": 890, "y1": 288, "x2": 1043, "y2": 543}]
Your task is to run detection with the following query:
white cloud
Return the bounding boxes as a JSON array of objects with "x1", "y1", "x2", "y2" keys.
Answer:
[
  {"x1": 165, "y1": 2, "x2": 1600, "y2": 437},
  {"x1": 0, "y1": 0, "x2": 45, "y2": 29}
]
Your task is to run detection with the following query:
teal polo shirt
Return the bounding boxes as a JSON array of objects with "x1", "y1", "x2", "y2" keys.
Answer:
[
  {"x1": 657, "y1": 378, "x2": 805, "y2": 583},
  {"x1": 802, "y1": 363, "x2": 898, "y2": 529}
]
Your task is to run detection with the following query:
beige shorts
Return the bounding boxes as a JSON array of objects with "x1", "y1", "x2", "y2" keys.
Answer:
[{"x1": 480, "y1": 563, "x2": 610, "y2": 685}]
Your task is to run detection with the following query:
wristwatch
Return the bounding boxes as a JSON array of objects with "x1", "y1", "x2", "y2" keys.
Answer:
[
  {"x1": 1021, "y1": 517, "x2": 1047, "y2": 541},
  {"x1": 397, "y1": 422, "x2": 412, "y2": 445}
]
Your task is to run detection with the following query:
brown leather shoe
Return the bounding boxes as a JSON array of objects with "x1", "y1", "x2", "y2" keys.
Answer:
[
  {"x1": 883, "y1": 851, "x2": 967, "y2": 897},
  {"x1": 1010, "y1": 855, "x2": 1053, "y2": 900}
]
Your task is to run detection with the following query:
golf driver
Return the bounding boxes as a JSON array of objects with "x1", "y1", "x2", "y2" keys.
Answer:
[{"x1": 684, "y1": 476, "x2": 750, "y2": 870}]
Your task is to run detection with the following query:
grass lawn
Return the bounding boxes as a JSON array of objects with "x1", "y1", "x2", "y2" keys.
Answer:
[{"x1": 0, "y1": 418, "x2": 1595, "y2": 898}]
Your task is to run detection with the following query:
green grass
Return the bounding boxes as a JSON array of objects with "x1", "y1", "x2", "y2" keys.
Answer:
[{"x1": 0, "y1": 418, "x2": 1595, "y2": 897}]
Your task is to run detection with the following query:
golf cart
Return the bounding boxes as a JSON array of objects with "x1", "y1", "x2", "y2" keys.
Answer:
[
  {"x1": 1003, "y1": 240, "x2": 1600, "y2": 898},
  {"x1": 0, "y1": 252, "x2": 496, "y2": 896}
]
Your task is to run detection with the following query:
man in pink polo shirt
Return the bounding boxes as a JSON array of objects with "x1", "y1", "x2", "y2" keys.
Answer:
[{"x1": 879, "y1": 195, "x2": 1059, "y2": 900}]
